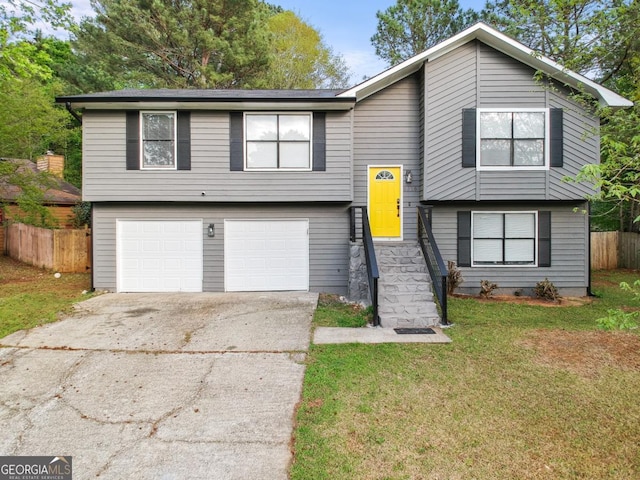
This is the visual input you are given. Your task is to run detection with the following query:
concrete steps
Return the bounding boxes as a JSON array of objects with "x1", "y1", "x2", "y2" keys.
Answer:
[{"x1": 376, "y1": 243, "x2": 441, "y2": 328}]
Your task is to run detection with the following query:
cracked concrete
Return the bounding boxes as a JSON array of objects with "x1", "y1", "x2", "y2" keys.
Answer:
[{"x1": 0, "y1": 291, "x2": 318, "y2": 480}]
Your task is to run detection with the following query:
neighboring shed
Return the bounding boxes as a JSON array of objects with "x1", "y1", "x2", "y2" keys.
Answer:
[{"x1": 0, "y1": 154, "x2": 81, "y2": 235}]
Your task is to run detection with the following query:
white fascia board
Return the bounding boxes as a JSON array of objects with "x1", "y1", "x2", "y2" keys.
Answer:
[
  {"x1": 340, "y1": 23, "x2": 632, "y2": 109},
  {"x1": 70, "y1": 100, "x2": 356, "y2": 111},
  {"x1": 472, "y1": 27, "x2": 633, "y2": 108}
]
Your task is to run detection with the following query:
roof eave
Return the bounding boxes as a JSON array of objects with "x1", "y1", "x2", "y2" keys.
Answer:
[
  {"x1": 58, "y1": 97, "x2": 356, "y2": 111},
  {"x1": 339, "y1": 23, "x2": 633, "y2": 109}
]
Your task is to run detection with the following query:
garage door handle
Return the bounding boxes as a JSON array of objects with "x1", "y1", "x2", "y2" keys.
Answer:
[{"x1": 397, "y1": 198, "x2": 400, "y2": 217}]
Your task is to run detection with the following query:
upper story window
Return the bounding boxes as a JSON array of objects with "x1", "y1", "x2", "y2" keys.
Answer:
[
  {"x1": 245, "y1": 113, "x2": 311, "y2": 170},
  {"x1": 477, "y1": 109, "x2": 548, "y2": 170},
  {"x1": 472, "y1": 211, "x2": 537, "y2": 266},
  {"x1": 141, "y1": 112, "x2": 177, "y2": 169}
]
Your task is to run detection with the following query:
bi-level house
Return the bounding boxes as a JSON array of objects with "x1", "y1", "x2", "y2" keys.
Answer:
[{"x1": 58, "y1": 23, "x2": 631, "y2": 327}]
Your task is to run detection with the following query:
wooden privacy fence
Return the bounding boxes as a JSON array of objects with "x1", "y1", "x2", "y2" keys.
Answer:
[
  {"x1": 591, "y1": 231, "x2": 640, "y2": 270},
  {"x1": 5, "y1": 223, "x2": 91, "y2": 273}
]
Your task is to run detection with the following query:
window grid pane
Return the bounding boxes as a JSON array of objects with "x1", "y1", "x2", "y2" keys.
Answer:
[
  {"x1": 247, "y1": 142, "x2": 278, "y2": 168},
  {"x1": 279, "y1": 115, "x2": 310, "y2": 140},
  {"x1": 245, "y1": 114, "x2": 311, "y2": 169},
  {"x1": 474, "y1": 239, "x2": 503, "y2": 264},
  {"x1": 505, "y1": 239, "x2": 535, "y2": 263},
  {"x1": 474, "y1": 213, "x2": 503, "y2": 238},
  {"x1": 142, "y1": 113, "x2": 175, "y2": 168},
  {"x1": 480, "y1": 111, "x2": 546, "y2": 167},
  {"x1": 505, "y1": 213, "x2": 535, "y2": 237},
  {"x1": 480, "y1": 112, "x2": 511, "y2": 138},
  {"x1": 280, "y1": 142, "x2": 310, "y2": 168},
  {"x1": 481, "y1": 140, "x2": 511, "y2": 166},
  {"x1": 513, "y1": 112, "x2": 545, "y2": 138},
  {"x1": 246, "y1": 115, "x2": 277, "y2": 140},
  {"x1": 513, "y1": 140, "x2": 544, "y2": 166},
  {"x1": 472, "y1": 213, "x2": 536, "y2": 266}
]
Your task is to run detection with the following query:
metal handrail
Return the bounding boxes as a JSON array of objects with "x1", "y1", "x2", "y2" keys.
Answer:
[
  {"x1": 349, "y1": 206, "x2": 380, "y2": 326},
  {"x1": 417, "y1": 205, "x2": 449, "y2": 325}
]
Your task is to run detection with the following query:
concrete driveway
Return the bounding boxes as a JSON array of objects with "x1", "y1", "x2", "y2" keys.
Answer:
[{"x1": 0, "y1": 291, "x2": 318, "y2": 480}]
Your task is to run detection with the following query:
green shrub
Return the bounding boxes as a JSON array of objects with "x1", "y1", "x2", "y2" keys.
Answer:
[{"x1": 596, "y1": 309, "x2": 639, "y2": 331}]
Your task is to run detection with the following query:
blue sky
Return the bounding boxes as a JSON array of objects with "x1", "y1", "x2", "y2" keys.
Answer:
[
  {"x1": 267, "y1": 0, "x2": 488, "y2": 82},
  {"x1": 67, "y1": 0, "x2": 488, "y2": 84}
]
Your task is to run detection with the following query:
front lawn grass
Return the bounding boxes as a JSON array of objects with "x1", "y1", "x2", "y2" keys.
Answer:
[
  {"x1": 0, "y1": 256, "x2": 92, "y2": 338},
  {"x1": 292, "y1": 271, "x2": 640, "y2": 479}
]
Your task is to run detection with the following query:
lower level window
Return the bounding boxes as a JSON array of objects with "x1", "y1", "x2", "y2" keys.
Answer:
[{"x1": 472, "y1": 212, "x2": 537, "y2": 266}]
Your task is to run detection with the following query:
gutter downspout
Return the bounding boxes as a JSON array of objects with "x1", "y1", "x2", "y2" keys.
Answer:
[
  {"x1": 65, "y1": 102, "x2": 82, "y2": 125},
  {"x1": 89, "y1": 202, "x2": 95, "y2": 292},
  {"x1": 588, "y1": 201, "x2": 594, "y2": 296}
]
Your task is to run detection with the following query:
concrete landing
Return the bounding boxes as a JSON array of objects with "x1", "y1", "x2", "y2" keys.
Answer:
[{"x1": 313, "y1": 326, "x2": 452, "y2": 344}]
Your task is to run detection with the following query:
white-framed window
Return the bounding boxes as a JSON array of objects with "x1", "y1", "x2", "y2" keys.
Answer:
[
  {"x1": 472, "y1": 211, "x2": 538, "y2": 266},
  {"x1": 477, "y1": 108, "x2": 549, "y2": 170},
  {"x1": 140, "y1": 111, "x2": 177, "y2": 169},
  {"x1": 245, "y1": 113, "x2": 312, "y2": 170}
]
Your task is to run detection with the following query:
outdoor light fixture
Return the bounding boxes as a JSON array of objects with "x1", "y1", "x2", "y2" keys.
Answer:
[
  {"x1": 405, "y1": 170, "x2": 413, "y2": 184},
  {"x1": 208, "y1": 224, "x2": 215, "y2": 237}
]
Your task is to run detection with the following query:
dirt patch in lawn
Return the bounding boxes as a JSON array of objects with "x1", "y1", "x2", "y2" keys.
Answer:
[
  {"x1": 454, "y1": 293, "x2": 592, "y2": 307},
  {"x1": 0, "y1": 256, "x2": 47, "y2": 284},
  {"x1": 521, "y1": 329, "x2": 640, "y2": 378}
]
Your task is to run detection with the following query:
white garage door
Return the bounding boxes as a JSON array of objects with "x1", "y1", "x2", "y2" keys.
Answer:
[
  {"x1": 224, "y1": 220, "x2": 309, "y2": 292},
  {"x1": 117, "y1": 220, "x2": 203, "y2": 292}
]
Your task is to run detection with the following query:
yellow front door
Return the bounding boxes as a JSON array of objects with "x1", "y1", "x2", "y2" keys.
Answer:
[{"x1": 369, "y1": 166, "x2": 401, "y2": 238}]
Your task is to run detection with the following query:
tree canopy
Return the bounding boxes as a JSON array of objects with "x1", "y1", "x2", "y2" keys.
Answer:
[
  {"x1": 371, "y1": 0, "x2": 478, "y2": 66},
  {"x1": 70, "y1": 0, "x2": 272, "y2": 90},
  {"x1": 265, "y1": 10, "x2": 350, "y2": 89},
  {"x1": 66, "y1": 0, "x2": 351, "y2": 91}
]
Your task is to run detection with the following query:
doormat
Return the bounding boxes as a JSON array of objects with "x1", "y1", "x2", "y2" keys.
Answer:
[{"x1": 394, "y1": 327, "x2": 436, "y2": 335}]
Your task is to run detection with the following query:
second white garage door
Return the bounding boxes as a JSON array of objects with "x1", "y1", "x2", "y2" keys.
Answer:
[{"x1": 224, "y1": 219, "x2": 309, "y2": 292}]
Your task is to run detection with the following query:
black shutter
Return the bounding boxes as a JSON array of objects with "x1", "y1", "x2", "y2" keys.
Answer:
[
  {"x1": 457, "y1": 211, "x2": 472, "y2": 267},
  {"x1": 462, "y1": 108, "x2": 476, "y2": 168},
  {"x1": 538, "y1": 211, "x2": 551, "y2": 267},
  {"x1": 550, "y1": 108, "x2": 563, "y2": 168},
  {"x1": 312, "y1": 112, "x2": 326, "y2": 171},
  {"x1": 229, "y1": 112, "x2": 244, "y2": 171},
  {"x1": 177, "y1": 111, "x2": 191, "y2": 170},
  {"x1": 126, "y1": 111, "x2": 140, "y2": 170}
]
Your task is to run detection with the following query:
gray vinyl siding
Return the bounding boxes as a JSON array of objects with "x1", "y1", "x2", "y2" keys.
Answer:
[
  {"x1": 431, "y1": 202, "x2": 589, "y2": 295},
  {"x1": 82, "y1": 111, "x2": 352, "y2": 202},
  {"x1": 424, "y1": 41, "x2": 477, "y2": 200},
  {"x1": 424, "y1": 40, "x2": 598, "y2": 202},
  {"x1": 548, "y1": 86, "x2": 600, "y2": 199},
  {"x1": 353, "y1": 74, "x2": 422, "y2": 239},
  {"x1": 93, "y1": 203, "x2": 350, "y2": 294}
]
